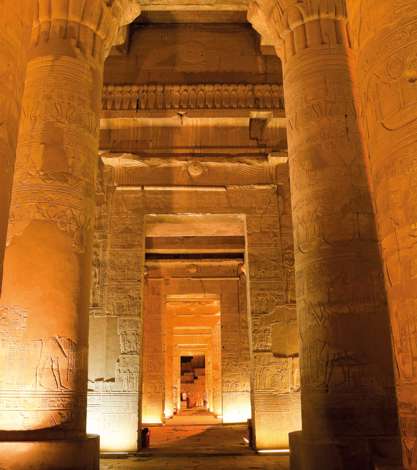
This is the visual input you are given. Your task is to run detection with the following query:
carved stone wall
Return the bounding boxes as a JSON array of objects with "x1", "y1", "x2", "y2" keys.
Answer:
[
  {"x1": 221, "y1": 277, "x2": 252, "y2": 423},
  {"x1": 142, "y1": 279, "x2": 165, "y2": 424},
  {"x1": 87, "y1": 188, "x2": 144, "y2": 451},
  {"x1": 246, "y1": 183, "x2": 300, "y2": 449},
  {"x1": 88, "y1": 159, "x2": 299, "y2": 450}
]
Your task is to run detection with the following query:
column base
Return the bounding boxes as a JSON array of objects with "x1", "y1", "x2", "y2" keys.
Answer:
[
  {"x1": 289, "y1": 431, "x2": 403, "y2": 470},
  {"x1": 0, "y1": 434, "x2": 99, "y2": 470}
]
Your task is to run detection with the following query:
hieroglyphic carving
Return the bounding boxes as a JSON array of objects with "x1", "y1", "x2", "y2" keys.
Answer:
[
  {"x1": 87, "y1": 390, "x2": 139, "y2": 450},
  {"x1": 118, "y1": 319, "x2": 140, "y2": 355},
  {"x1": 88, "y1": 184, "x2": 144, "y2": 449},
  {"x1": 254, "y1": 353, "x2": 290, "y2": 393},
  {"x1": 0, "y1": 306, "x2": 83, "y2": 430},
  {"x1": 221, "y1": 280, "x2": 252, "y2": 421},
  {"x1": 103, "y1": 84, "x2": 284, "y2": 111},
  {"x1": 142, "y1": 278, "x2": 165, "y2": 423},
  {"x1": 249, "y1": 2, "x2": 399, "y2": 462},
  {"x1": 246, "y1": 196, "x2": 300, "y2": 448},
  {"x1": 348, "y1": 2, "x2": 417, "y2": 466},
  {"x1": 0, "y1": 0, "x2": 139, "y2": 440},
  {"x1": 36, "y1": 337, "x2": 78, "y2": 392},
  {"x1": 116, "y1": 355, "x2": 139, "y2": 393}
]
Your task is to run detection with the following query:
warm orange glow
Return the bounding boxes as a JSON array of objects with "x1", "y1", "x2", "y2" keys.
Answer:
[
  {"x1": 222, "y1": 396, "x2": 251, "y2": 423},
  {"x1": 164, "y1": 406, "x2": 174, "y2": 419},
  {"x1": 142, "y1": 414, "x2": 163, "y2": 425},
  {"x1": 87, "y1": 413, "x2": 138, "y2": 452},
  {"x1": 257, "y1": 449, "x2": 290, "y2": 455}
]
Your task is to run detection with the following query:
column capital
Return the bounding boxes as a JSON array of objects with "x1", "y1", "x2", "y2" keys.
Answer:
[
  {"x1": 32, "y1": 0, "x2": 141, "y2": 61},
  {"x1": 248, "y1": 0, "x2": 348, "y2": 61}
]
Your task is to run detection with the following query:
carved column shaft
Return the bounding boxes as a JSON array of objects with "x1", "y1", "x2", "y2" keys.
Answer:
[
  {"x1": 348, "y1": 1, "x2": 417, "y2": 467},
  {"x1": 249, "y1": 1, "x2": 400, "y2": 467},
  {"x1": 286, "y1": 34, "x2": 396, "y2": 435},
  {"x1": 0, "y1": 2, "x2": 34, "y2": 289},
  {"x1": 0, "y1": 0, "x2": 136, "y2": 450}
]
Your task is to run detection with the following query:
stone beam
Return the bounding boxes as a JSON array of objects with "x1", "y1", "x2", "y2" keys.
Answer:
[
  {"x1": 99, "y1": 115, "x2": 287, "y2": 156},
  {"x1": 145, "y1": 235, "x2": 245, "y2": 254},
  {"x1": 103, "y1": 154, "x2": 289, "y2": 187}
]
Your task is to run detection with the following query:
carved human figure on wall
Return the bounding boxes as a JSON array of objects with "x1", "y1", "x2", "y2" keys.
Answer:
[{"x1": 35, "y1": 336, "x2": 76, "y2": 391}]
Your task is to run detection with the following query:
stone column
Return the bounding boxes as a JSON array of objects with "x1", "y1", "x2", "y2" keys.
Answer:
[
  {"x1": 0, "y1": 1, "x2": 139, "y2": 469},
  {"x1": 0, "y1": 1, "x2": 34, "y2": 288},
  {"x1": 347, "y1": 1, "x2": 417, "y2": 467},
  {"x1": 249, "y1": 1, "x2": 400, "y2": 468}
]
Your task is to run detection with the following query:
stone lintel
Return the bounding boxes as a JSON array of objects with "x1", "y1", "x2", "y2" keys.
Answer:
[
  {"x1": 146, "y1": 259, "x2": 242, "y2": 279},
  {"x1": 101, "y1": 153, "x2": 289, "y2": 186}
]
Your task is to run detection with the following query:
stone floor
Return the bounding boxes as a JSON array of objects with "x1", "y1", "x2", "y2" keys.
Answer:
[
  {"x1": 165, "y1": 408, "x2": 222, "y2": 426},
  {"x1": 101, "y1": 424, "x2": 289, "y2": 470}
]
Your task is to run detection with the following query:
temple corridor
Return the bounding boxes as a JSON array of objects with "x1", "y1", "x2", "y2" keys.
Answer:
[
  {"x1": 1, "y1": 1, "x2": 417, "y2": 469},
  {"x1": 101, "y1": 425, "x2": 289, "y2": 470}
]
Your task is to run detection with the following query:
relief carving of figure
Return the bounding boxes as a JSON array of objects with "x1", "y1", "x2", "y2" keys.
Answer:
[{"x1": 35, "y1": 336, "x2": 77, "y2": 391}]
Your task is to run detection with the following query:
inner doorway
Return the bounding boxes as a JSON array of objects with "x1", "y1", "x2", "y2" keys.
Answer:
[
  {"x1": 141, "y1": 214, "x2": 252, "y2": 432},
  {"x1": 180, "y1": 355, "x2": 206, "y2": 410},
  {"x1": 180, "y1": 355, "x2": 207, "y2": 412}
]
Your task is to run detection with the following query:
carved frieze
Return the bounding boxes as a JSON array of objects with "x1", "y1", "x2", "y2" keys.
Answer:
[{"x1": 102, "y1": 83, "x2": 284, "y2": 111}]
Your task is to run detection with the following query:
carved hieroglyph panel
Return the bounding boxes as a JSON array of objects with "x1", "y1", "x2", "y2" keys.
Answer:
[
  {"x1": 103, "y1": 84, "x2": 284, "y2": 111},
  {"x1": 142, "y1": 279, "x2": 165, "y2": 424},
  {"x1": 87, "y1": 189, "x2": 144, "y2": 451},
  {"x1": 247, "y1": 206, "x2": 301, "y2": 449},
  {"x1": 0, "y1": 306, "x2": 85, "y2": 430},
  {"x1": 221, "y1": 279, "x2": 252, "y2": 423}
]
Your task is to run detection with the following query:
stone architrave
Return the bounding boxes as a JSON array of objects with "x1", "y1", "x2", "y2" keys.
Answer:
[
  {"x1": 0, "y1": 2, "x2": 34, "y2": 289},
  {"x1": 249, "y1": 1, "x2": 400, "y2": 468},
  {"x1": 348, "y1": 1, "x2": 417, "y2": 467},
  {"x1": 0, "y1": 1, "x2": 140, "y2": 469}
]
